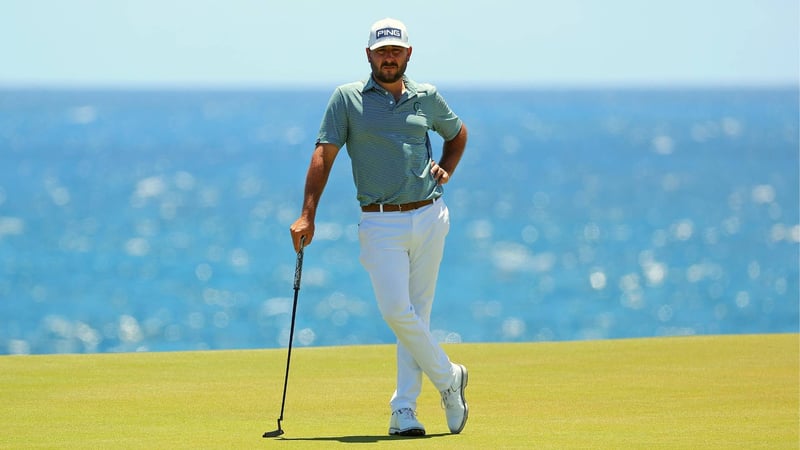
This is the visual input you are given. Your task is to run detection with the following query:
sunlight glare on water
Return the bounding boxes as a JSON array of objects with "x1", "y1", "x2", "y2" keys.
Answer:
[{"x1": 0, "y1": 89, "x2": 796, "y2": 353}]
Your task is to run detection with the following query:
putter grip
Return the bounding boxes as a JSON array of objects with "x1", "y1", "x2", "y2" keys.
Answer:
[{"x1": 293, "y1": 237, "x2": 305, "y2": 290}]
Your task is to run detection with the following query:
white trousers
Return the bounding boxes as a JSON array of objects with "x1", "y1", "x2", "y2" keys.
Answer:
[{"x1": 358, "y1": 198, "x2": 455, "y2": 412}]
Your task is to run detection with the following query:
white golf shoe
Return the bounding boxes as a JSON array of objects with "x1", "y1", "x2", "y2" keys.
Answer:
[
  {"x1": 440, "y1": 363, "x2": 468, "y2": 434},
  {"x1": 388, "y1": 408, "x2": 426, "y2": 436}
]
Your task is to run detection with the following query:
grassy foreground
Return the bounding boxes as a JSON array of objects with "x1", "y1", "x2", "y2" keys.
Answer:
[{"x1": 0, "y1": 334, "x2": 797, "y2": 449}]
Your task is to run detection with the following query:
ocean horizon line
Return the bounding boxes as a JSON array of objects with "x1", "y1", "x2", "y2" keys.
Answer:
[{"x1": 1, "y1": 81, "x2": 797, "y2": 93}]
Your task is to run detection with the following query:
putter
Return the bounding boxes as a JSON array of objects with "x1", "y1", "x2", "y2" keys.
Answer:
[{"x1": 263, "y1": 236, "x2": 305, "y2": 438}]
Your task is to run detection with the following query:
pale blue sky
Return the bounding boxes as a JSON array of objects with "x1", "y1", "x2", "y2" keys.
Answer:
[{"x1": 1, "y1": 0, "x2": 798, "y2": 88}]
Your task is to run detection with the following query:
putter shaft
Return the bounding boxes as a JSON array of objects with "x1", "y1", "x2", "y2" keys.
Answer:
[{"x1": 263, "y1": 237, "x2": 305, "y2": 438}]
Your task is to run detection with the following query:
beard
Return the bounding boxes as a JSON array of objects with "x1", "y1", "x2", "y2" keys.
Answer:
[{"x1": 370, "y1": 59, "x2": 408, "y2": 84}]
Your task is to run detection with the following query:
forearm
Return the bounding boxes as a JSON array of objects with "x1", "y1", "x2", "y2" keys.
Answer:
[
  {"x1": 300, "y1": 143, "x2": 339, "y2": 221},
  {"x1": 290, "y1": 143, "x2": 339, "y2": 251},
  {"x1": 439, "y1": 124, "x2": 468, "y2": 176}
]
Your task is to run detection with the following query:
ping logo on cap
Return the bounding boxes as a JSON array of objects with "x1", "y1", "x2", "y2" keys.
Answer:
[{"x1": 376, "y1": 27, "x2": 402, "y2": 39}]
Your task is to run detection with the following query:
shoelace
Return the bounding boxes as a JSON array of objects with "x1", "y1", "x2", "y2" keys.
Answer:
[
  {"x1": 396, "y1": 408, "x2": 417, "y2": 419},
  {"x1": 440, "y1": 384, "x2": 459, "y2": 409}
]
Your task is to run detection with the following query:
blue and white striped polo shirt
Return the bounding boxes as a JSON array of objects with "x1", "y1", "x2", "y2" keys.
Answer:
[{"x1": 316, "y1": 75, "x2": 463, "y2": 206}]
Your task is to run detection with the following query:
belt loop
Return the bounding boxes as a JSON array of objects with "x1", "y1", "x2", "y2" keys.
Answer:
[{"x1": 379, "y1": 204, "x2": 384, "y2": 213}]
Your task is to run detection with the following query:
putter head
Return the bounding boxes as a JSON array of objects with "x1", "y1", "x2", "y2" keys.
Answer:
[
  {"x1": 262, "y1": 419, "x2": 284, "y2": 438},
  {"x1": 262, "y1": 429, "x2": 284, "y2": 438}
]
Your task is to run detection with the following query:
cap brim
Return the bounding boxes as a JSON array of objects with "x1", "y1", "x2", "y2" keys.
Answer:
[{"x1": 369, "y1": 40, "x2": 411, "y2": 50}]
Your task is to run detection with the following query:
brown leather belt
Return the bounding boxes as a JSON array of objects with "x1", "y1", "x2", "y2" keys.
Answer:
[{"x1": 361, "y1": 198, "x2": 435, "y2": 213}]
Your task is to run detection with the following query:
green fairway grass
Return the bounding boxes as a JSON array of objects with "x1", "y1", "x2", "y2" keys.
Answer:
[{"x1": 1, "y1": 334, "x2": 797, "y2": 449}]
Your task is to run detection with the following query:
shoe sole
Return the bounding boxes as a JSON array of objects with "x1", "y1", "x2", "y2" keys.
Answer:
[
  {"x1": 452, "y1": 364, "x2": 469, "y2": 434},
  {"x1": 389, "y1": 427, "x2": 426, "y2": 437}
]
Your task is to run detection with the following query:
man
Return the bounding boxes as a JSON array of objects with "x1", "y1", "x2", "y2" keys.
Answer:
[{"x1": 289, "y1": 17, "x2": 469, "y2": 436}]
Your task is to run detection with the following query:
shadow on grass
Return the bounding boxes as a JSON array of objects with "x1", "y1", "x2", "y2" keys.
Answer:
[{"x1": 275, "y1": 433, "x2": 450, "y2": 443}]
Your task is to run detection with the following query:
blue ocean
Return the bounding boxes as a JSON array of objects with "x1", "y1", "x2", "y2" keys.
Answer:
[{"x1": 1, "y1": 87, "x2": 798, "y2": 355}]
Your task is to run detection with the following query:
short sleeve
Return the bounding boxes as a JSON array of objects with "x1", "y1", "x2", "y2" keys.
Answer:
[
  {"x1": 428, "y1": 89, "x2": 462, "y2": 142},
  {"x1": 316, "y1": 87, "x2": 349, "y2": 148}
]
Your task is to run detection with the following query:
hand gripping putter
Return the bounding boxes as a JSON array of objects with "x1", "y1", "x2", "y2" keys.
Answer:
[{"x1": 263, "y1": 236, "x2": 305, "y2": 438}]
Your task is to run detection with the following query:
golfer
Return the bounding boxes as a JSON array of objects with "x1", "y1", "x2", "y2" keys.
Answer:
[{"x1": 289, "y1": 18, "x2": 469, "y2": 436}]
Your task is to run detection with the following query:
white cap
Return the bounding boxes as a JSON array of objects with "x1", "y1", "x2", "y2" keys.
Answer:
[{"x1": 367, "y1": 18, "x2": 410, "y2": 50}]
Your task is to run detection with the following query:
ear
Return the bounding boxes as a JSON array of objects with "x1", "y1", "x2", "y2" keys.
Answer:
[
  {"x1": 406, "y1": 46, "x2": 413, "y2": 61},
  {"x1": 365, "y1": 47, "x2": 372, "y2": 62}
]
